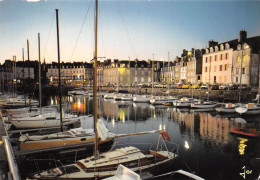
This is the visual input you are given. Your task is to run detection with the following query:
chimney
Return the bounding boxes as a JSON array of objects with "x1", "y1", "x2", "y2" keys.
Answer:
[
  {"x1": 208, "y1": 40, "x2": 218, "y2": 48},
  {"x1": 238, "y1": 30, "x2": 247, "y2": 42}
]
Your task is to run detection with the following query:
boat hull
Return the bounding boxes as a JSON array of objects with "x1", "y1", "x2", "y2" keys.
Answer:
[
  {"x1": 20, "y1": 137, "x2": 113, "y2": 150},
  {"x1": 215, "y1": 107, "x2": 236, "y2": 113},
  {"x1": 190, "y1": 103, "x2": 217, "y2": 109},
  {"x1": 10, "y1": 118, "x2": 79, "y2": 129}
]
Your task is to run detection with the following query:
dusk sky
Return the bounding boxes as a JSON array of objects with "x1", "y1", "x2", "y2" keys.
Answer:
[{"x1": 0, "y1": 0, "x2": 259, "y2": 64}]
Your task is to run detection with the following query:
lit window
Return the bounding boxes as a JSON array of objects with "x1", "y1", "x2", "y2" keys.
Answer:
[{"x1": 237, "y1": 56, "x2": 240, "y2": 63}]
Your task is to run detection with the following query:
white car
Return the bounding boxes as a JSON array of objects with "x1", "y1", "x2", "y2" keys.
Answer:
[
  {"x1": 200, "y1": 83, "x2": 209, "y2": 89},
  {"x1": 219, "y1": 84, "x2": 228, "y2": 90}
]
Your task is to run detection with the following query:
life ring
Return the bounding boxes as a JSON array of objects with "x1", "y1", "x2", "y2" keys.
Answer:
[{"x1": 160, "y1": 131, "x2": 170, "y2": 141}]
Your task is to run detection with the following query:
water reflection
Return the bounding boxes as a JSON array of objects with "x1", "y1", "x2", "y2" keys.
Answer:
[
  {"x1": 238, "y1": 138, "x2": 248, "y2": 155},
  {"x1": 46, "y1": 95, "x2": 260, "y2": 179}
]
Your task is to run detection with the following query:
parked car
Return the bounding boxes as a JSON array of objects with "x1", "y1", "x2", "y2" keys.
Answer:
[
  {"x1": 191, "y1": 84, "x2": 200, "y2": 89},
  {"x1": 200, "y1": 83, "x2": 209, "y2": 89},
  {"x1": 211, "y1": 84, "x2": 219, "y2": 90},
  {"x1": 182, "y1": 83, "x2": 191, "y2": 89},
  {"x1": 219, "y1": 84, "x2": 228, "y2": 90},
  {"x1": 228, "y1": 84, "x2": 239, "y2": 90},
  {"x1": 170, "y1": 84, "x2": 176, "y2": 89},
  {"x1": 238, "y1": 84, "x2": 251, "y2": 91},
  {"x1": 176, "y1": 83, "x2": 183, "y2": 89}
]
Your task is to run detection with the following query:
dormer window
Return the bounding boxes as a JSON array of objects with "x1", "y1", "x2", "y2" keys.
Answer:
[
  {"x1": 215, "y1": 46, "x2": 218, "y2": 52},
  {"x1": 243, "y1": 43, "x2": 249, "y2": 49},
  {"x1": 206, "y1": 49, "x2": 209, "y2": 54},
  {"x1": 210, "y1": 47, "x2": 214, "y2": 53},
  {"x1": 237, "y1": 44, "x2": 241, "y2": 50},
  {"x1": 220, "y1": 44, "x2": 224, "y2": 51},
  {"x1": 225, "y1": 43, "x2": 230, "y2": 49}
]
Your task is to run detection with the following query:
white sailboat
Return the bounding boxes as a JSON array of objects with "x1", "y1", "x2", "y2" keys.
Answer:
[
  {"x1": 235, "y1": 103, "x2": 260, "y2": 115},
  {"x1": 190, "y1": 100, "x2": 217, "y2": 109},
  {"x1": 215, "y1": 103, "x2": 240, "y2": 113},
  {"x1": 133, "y1": 95, "x2": 151, "y2": 103},
  {"x1": 174, "y1": 97, "x2": 198, "y2": 108},
  {"x1": 150, "y1": 96, "x2": 177, "y2": 105},
  {"x1": 9, "y1": 112, "x2": 80, "y2": 129}
]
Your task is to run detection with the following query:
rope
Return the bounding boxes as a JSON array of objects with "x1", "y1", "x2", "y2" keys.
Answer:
[
  {"x1": 43, "y1": 11, "x2": 55, "y2": 60},
  {"x1": 69, "y1": 0, "x2": 93, "y2": 61},
  {"x1": 116, "y1": 1, "x2": 138, "y2": 59}
]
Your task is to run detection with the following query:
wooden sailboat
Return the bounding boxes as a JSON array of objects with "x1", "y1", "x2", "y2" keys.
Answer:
[
  {"x1": 19, "y1": 119, "x2": 157, "y2": 150},
  {"x1": 29, "y1": 2, "x2": 179, "y2": 179}
]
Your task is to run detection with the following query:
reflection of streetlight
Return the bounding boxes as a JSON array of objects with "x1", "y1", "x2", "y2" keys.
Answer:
[
  {"x1": 184, "y1": 141, "x2": 189, "y2": 149},
  {"x1": 238, "y1": 137, "x2": 248, "y2": 155},
  {"x1": 112, "y1": 117, "x2": 115, "y2": 127}
]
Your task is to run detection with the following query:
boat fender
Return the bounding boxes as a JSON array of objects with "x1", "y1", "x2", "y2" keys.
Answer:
[{"x1": 160, "y1": 131, "x2": 170, "y2": 141}]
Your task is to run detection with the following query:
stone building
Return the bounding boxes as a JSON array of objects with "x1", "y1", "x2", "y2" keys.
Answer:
[
  {"x1": 47, "y1": 62, "x2": 93, "y2": 86},
  {"x1": 202, "y1": 30, "x2": 260, "y2": 88},
  {"x1": 97, "y1": 59, "x2": 162, "y2": 87}
]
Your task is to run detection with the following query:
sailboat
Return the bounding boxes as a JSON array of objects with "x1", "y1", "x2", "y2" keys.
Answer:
[
  {"x1": 235, "y1": 102, "x2": 260, "y2": 115},
  {"x1": 215, "y1": 103, "x2": 240, "y2": 113},
  {"x1": 31, "y1": 131, "x2": 178, "y2": 179},
  {"x1": 29, "y1": 3, "x2": 179, "y2": 179}
]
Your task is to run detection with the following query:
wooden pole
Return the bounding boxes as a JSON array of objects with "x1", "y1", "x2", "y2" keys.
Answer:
[
  {"x1": 38, "y1": 33, "x2": 42, "y2": 109},
  {"x1": 56, "y1": 9, "x2": 63, "y2": 132},
  {"x1": 94, "y1": 0, "x2": 99, "y2": 158}
]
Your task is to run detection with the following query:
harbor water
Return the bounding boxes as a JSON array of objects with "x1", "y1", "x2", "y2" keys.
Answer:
[{"x1": 1, "y1": 95, "x2": 260, "y2": 180}]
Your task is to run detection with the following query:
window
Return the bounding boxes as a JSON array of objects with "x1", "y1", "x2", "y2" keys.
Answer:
[
  {"x1": 205, "y1": 66, "x2": 207, "y2": 72},
  {"x1": 236, "y1": 77, "x2": 238, "y2": 83},
  {"x1": 225, "y1": 53, "x2": 228, "y2": 59},
  {"x1": 220, "y1": 54, "x2": 223, "y2": 60},
  {"x1": 236, "y1": 68, "x2": 239, "y2": 74},
  {"x1": 220, "y1": 65, "x2": 222, "y2": 71},
  {"x1": 206, "y1": 57, "x2": 208, "y2": 63},
  {"x1": 243, "y1": 55, "x2": 246, "y2": 63},
  {"x1": 209, "y1": 56, "x2": 212, "y2": 62},
  {"x1": 242, "y1": 68, "x2": 245, "y2": 74},
  {"x1": 237, "y1": 56, "x2": 240, "y2": 63},
  {"x1": 215, "y1": 55, "x2": 217, "y2": 61},
  {"x1": 225, "y1": 64, "x2": 227, "y2": 71},
  {"x1": 214, "y1": 76, "x2": 216, "y2": 83}
]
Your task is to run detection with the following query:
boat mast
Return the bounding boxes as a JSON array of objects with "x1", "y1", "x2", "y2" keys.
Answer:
[
  {"x1": 239, "y1": 42, "x2": 243, "y2": 103},
  {"x1": 27, "y1": 39, "x2": 31, "y2": 110},
  {"x1": 12, "y1": 56, "x2": 15, "y2": 97},
  {"x1": 152, "y1": 53, "x2": 154, "y2": 96},
  {"x1": 168, "y1": 52, "x2": 170, "y2": 93},
  {"x1": 55, "y1": 9, "x2": 63, "y2": 132},
  {"x1": 129, "y1": 57, "x2": 130, "y2": 92},
  {"x1": 94, "y1": 0, "x2": 99, "y2": 158},
  {"x1": 38, "y1": 32, "x2": 42, "y2": 110},
  {"x1": 22, "y1": 48, "x2": 27, "y2": 106}
]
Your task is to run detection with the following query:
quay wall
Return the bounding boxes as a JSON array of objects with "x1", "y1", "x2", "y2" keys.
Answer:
[{"x1": 6, "y1": 85, "x2": 257, "y2": 103}]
